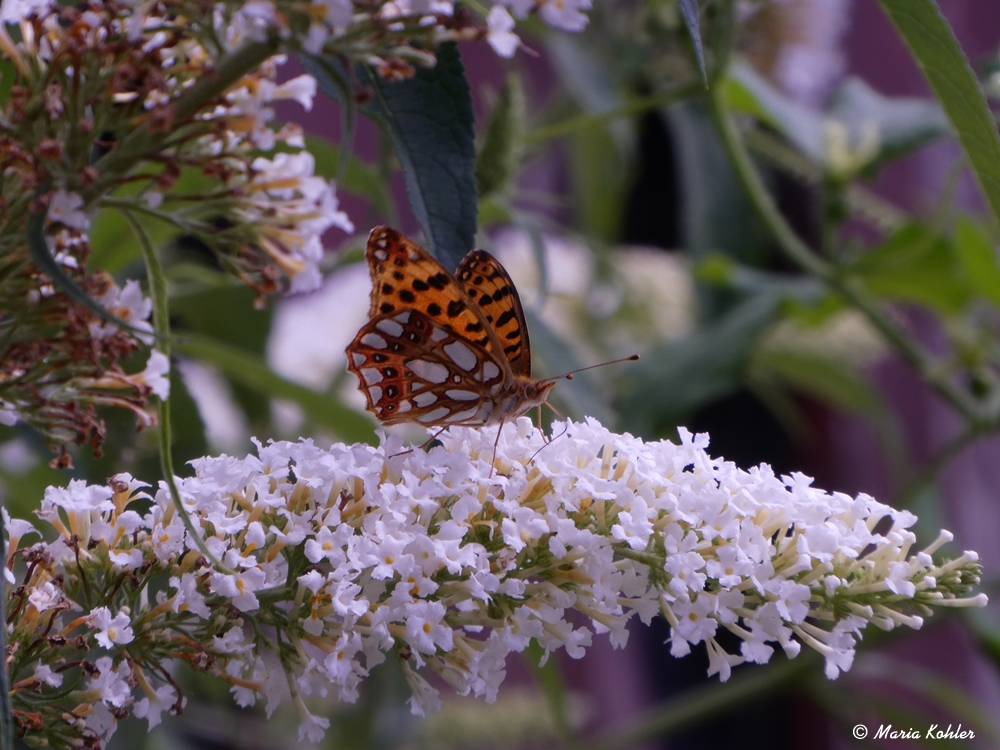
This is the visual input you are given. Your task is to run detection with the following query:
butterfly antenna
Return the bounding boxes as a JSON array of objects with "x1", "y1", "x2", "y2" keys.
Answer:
[{"x1": 540, "y1": 353, "x2": 640, "y2": 383}]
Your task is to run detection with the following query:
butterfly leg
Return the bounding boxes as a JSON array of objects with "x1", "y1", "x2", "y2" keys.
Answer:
[
  {"x1": 528, "y1": 422, "x2": 569, "y2": 464},
  {"x1": 388, "y1": 427, "x2": 448, "y2": 458},
  {"x1": 489, "y1": 416, "x2": 505, "y2": 478}
]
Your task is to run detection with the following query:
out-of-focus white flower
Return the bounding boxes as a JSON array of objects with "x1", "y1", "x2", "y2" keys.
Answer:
[
  {"x1": 0, "y1": 0, "x2": 52, "y2": 25},
  {"x1": 739, "y1": 0, "x2": 851, "y2": 107},
  {"x1": 176, "y1": 358, "x2": 249, "y2": 453},
  {"x1": 91, "y1": 279, "x2": 154, "y2": 344},
  {"x1": 487, "y1": 6, "x2": 519, "y2": 57},
  {"x1": 0, "y1": 438, "x2": 39, "y2": 475},
  {"x1": 47, "y1": 189, "x2": 89, "y2": 230},
  {"x1": 136, "y1": 350, "x2": 171, "y2": 400},
  {"x1": 823, "y1": 117, "x2": 881, "y2": 180},
  {"x1": 489, "y1": 229, "x2": 694, "y2": 361},
  {"x1": 537, "y1": 0, "x2": 591, "y2": 32},
  {"x1": 266, "y1": 261, "x2": 371, "y2": 431},
  {"x1": 760, "y1": 309, "x2": 887, "y2": 368},
  {"x1": 134, "y1": 685, "x2": 183, "y2": 730}
]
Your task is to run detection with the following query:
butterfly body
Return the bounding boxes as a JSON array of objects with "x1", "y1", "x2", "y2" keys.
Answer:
[{"x1": 347, "y1": 227, "x2": 554, "y2": 427}]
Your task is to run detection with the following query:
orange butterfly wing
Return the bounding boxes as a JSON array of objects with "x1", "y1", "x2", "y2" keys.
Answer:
[
  {"x1": 348, "y1": 227, "x2": 551, "y2": 427},
  {"x1": 346, "y1": 308, "x2": 507, "y2": 426},
  {"x1": 364, "y1": 227, "x2": 508, "y2": 369},
  {"x1": 455, "y1": 250, "x2": 532, "y2": 378}
]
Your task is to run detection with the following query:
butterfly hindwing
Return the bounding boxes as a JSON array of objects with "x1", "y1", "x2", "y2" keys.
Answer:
[
  {"x1": 455, "y1": 249, "x2": 531, "y2": 377},
  {"x1": 364, "y1": 227, "x2": 505, "y2": 365},
  {"x1": 346, "y1": 308, "x2": 507, "y2": 426}
]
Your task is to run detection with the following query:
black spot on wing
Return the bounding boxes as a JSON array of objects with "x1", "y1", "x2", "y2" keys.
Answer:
[
  {"x1": 505, "y1": 329, "x2": 520, "y2": 340},
  {"x1": 412, "y1": 278, "x2": 429, "y2": 291},
  {"x1": 447, "y1": 300, "x2": 465, "y2": 317},
  {"x1": 398, "y1": 289, "x2": 415, "y2": 303},
  {"x1": 495, "y1": 309, "x2": 516, "y2": 327},
  {"x1": 381, "y1": 283, "x2": 394, "y2": 294},
  {"x1": 380, "y1": 302, "x2": 395, "y2": 314},
  {"x1": 427, "y1": 273, "x2": 450, "y2": 290},
  {"x1": 427, "y1": 302, "x2": 442, "y2": 316}
]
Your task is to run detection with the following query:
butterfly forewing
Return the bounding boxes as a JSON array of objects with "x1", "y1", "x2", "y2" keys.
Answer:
[
  {"x1": 455, "y1": 250, "x2": 532, "y2": 377},
  {"x1": 364, "y1": 227, "x2": 507, "y2": 367},
  {"x1": 347, "y1": 308, "x2": 507, "y2": 426}
]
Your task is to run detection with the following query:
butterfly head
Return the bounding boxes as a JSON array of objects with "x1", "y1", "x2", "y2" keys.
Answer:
[{"x1": 520, "y1": 378, "x2": 557, "y2": 411}]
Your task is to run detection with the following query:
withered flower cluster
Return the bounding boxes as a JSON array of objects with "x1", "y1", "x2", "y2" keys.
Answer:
[{"x1": 0, "y1": 0, "x2": 490, "y2": 464}]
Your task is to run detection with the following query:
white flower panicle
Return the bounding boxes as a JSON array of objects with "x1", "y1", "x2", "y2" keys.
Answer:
[{"x1": 4, "y1": 419, "x2": 985, "y2": 746}]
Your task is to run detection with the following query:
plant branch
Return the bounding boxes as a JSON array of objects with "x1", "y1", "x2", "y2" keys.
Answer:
[
  {"x1": 708, "y1": 85, "x2": 992, "y2": 430},
  {"x1": 525, "y1": 84, "x2": 702, "y2": 146},
  {"x1": 122, "y1": 210, "x2": 233, "y2": 575},
  {"x1": 84, "y1": 37, "x2": 280, "y2": 204},
  {"x1": 0, "y1": 494, "x2": 13, "y2": 750}
]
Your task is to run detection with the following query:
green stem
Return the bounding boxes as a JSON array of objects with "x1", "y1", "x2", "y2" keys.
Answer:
[
  {"x1": 121, "y1": 210, "x2": 233, "y2": 575},
  {"x1": 579, "y1": 654, "x2": 816, "y2": 750},
  {"x1": 525, "y1": 84, "x2": 702, "y2": 146},
  {"x1": 0, "y1": 494, "x2": 13, "y2": 750},
  {"x1": 524, "y1": 640, "x2": 576, "y2": 746},
  {"x1": 707, "y1": 84, "x2": 991, "y2": 430}
]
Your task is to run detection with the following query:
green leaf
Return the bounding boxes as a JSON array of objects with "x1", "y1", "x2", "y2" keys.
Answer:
[
  {"x1": 726, "y1": 63, "x2": 826, "y2": 162},
  {"x1": 619, "y1": 294, "x2": 783, "y2": 435},
  {"x1": 476, "y1": 75, "x2": 527, "y2": 201},
  {"x1": 174, "y1": 335, "x2": 376, "y2": 445},
  {"x1": 306, "y1": 44, "x2": 477, "y2": 270},
  {"x1": 854, "y1": 223, "x2": 972, "y2": 313},
  {"x1": 525, "y1": 310, "x2": 612, "y2": 427},
  {"x1": 752, "y1": 349, "x2": 880, "y2": 412},
  {"x1": 0, "y1": 57, "x2": 16, "y2": 105},
  {"x1": 666, "y1": 100, "x2": 768, "y2": 267},
  {"x1": 878, "y1": 0, "x2": 1000, "y2": 227},
  {"x1": 678, "y1": 0, "x2": 707, "y2": 84},
  {"x1": 954, "y1": 215, "x2": 1000, "y2": 307}
]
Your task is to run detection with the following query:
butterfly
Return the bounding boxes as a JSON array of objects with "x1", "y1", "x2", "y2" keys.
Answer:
[{"x1": 346, "y1": 226, "x2": 556, "y2": 428}]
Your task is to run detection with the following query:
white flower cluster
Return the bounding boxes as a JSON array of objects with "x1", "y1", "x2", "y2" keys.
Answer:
[{"x1": 4, "y1": 419, "x2": 985, "y2": 746}]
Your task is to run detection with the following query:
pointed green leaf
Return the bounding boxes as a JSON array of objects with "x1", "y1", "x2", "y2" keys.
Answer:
[
  {"x1": 306, "y1": 44, "x2": 477, "y2": 269},
  {"x1": 878, "y1": 0, "x2": 1000, "y2": 227},
  {"x1": 476, "y1": 75, "x2": 527, "y2": 201},
  {"x1": 678, "y1": 0, "x2": 707, "y2": 84},
  {"x1": 955, "y1": 215, "x2": 1000, "y2": 307}
]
